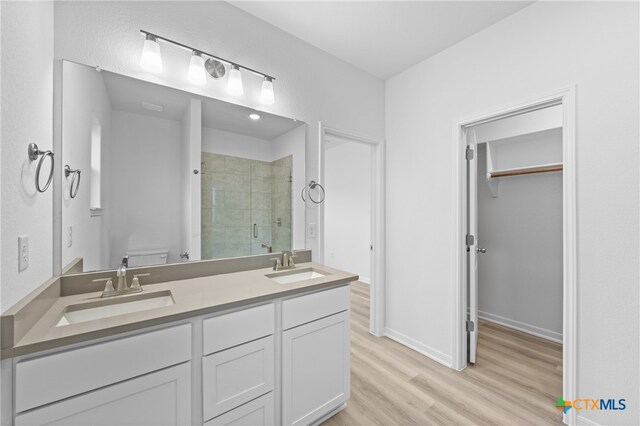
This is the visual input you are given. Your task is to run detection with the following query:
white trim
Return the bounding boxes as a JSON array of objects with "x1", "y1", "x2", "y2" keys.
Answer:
[
  {"x1": 318, "y1": 123, "x2": 386, "y2": 337},
  {"x1": 309, "y1": 403, "x2": 347, "y2": 426},
  {"x1": 576, "y1": 415, "x2": 601, "y2": 426},
  {"x1": 384, "y1": 327, "x2": 452, "y2": 368},
  {"x1": 478, "y1": 311, "x2": 562, "y2": 343},
  {"x1": 451, "y1": 87, "x2": 578, "y2": 426}
]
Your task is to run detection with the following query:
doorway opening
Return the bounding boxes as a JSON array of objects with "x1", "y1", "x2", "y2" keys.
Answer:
[
  {"x1": 319, "y1": 124, "x2": 385, "y2": 336},
  {"x1": 452, "y1": 88, "x2": 577, "y2": 425}
]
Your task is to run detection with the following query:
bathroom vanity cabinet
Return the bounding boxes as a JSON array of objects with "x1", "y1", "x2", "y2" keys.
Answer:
[{"x1": 3, "y1": 284, "x2": 351, "y2": 426}]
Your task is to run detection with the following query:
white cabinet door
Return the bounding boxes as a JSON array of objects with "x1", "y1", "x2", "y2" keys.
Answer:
[
  {"x1": 205, "y1": 392, "x2": 274, "y2": 426},
  {"x1": 15, "y1": 363, "x2": 191, "y2": 426},
  {"x1": 282, "y1": 311, "x2": 350, "y2": 426}
]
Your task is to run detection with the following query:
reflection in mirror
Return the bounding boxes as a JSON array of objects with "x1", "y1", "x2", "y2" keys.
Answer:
[{"x1": 60, "y1": 61, "x2": 305, "y2": 275}]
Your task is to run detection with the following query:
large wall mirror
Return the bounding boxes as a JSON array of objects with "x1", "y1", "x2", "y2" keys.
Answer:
[{"x1": 60, "y1": 60, "x2": 306, "y2": 274}]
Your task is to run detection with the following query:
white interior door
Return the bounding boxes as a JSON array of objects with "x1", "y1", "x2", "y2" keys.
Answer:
[{"x1": 468, "y1": 129, "x2": 479, "y2": 364}]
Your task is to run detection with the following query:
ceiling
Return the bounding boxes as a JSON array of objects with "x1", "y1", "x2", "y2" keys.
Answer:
[
  {"x1": 229, "y1": 1, "x2": 533, "y2": 79},
  {"x1": 103, "y1": 71, "x2": 302, "y2": 140}
]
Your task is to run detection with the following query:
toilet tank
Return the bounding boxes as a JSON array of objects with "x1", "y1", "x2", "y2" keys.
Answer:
[{"x1": 126, "y1": 249, "x2": 169, "y2": 267}]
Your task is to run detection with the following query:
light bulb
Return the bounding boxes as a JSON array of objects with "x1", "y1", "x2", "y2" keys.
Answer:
[
  {"x1": 188, "y1": 51, "x2": 207, "y2": 85},
  {"x1": 259, "y1": 77, "x2": 275, "y2": 105},
  {"x1": 140, "y1": 34, "x2": 163, "y2": 73},
  {"x1": 227, "y1": 64, "x2": 243, "y2": 96}
]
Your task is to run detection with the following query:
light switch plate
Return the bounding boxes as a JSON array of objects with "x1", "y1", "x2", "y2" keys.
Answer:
[
  {"x1": 18, "y1": 235, "x2": 29, "y2": 272},
  {"x1": 306, "y1": 223, "x2": 317, "y2": 238}
]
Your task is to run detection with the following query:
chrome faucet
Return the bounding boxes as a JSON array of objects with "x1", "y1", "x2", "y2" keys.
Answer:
[
  {"x1": 93, "y1": 256, "x2": 148, "y2": 298},
  {"x1": 271, "y1": 251, "x2": 297, "y2": 271},
  {"x1": 116, "y1": 256, "x2": 128, "y2": 292}
]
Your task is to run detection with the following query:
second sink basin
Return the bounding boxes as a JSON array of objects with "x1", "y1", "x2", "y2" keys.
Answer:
[
  {"x1": 56, "y1": 291, "x2": 175, "y2": 327},
  {"x1": 265, "y1": 267, "x2": 330, "y2": 284}
]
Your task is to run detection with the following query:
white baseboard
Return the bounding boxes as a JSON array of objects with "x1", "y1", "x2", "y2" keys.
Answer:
[
  {"x1": 478, "y1": 310, "x2": 562, "y2": 343},
  {"x1": 384, "y1": 327, "x2": 452, "y2": 368}
]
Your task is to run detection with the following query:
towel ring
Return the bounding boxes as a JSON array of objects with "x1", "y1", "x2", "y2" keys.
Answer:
[
  {"x1": 64, "y1": 165, "x2": 81, "y2": 199},
  {"x1": 28, "y1": 143, "x2": 55, "y2": 193},
  {"x1": 301, "y1": 180, "x2": 325, "y2": 204}
]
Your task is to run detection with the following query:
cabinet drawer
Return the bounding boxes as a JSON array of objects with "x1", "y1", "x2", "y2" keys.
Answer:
[
  {"x1": 203, "y1": 336, "x2": 274, "y2": 421},
  {"x1": 203, "y1": 303, "x2": 274, "y2": 355},
  {"x1": 15, "y1": 324, "x2": 191, "y2": 413},
  {"x1": 15, "y1": 363, "x2": 192, "y2": 426},
  {"x1": 282, "y1": 285, "x2": 350, "y2": 330},
  {"x1": 205, "y1": 392, "x2": 274, "y2": 426}
]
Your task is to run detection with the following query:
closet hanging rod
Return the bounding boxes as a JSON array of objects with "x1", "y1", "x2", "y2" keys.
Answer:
[{"x1": 489, "y1": 163, "x2": 563, "y2": 178}]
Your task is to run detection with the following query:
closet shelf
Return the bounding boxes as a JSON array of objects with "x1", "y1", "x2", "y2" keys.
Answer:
[{"x1": 488, "y1": 162, "x2": 563, "y2": 179}]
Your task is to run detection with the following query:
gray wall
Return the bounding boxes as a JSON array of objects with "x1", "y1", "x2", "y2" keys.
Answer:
[{"x1": 477, "y1": 131, "x2": 563, "y2": 340}]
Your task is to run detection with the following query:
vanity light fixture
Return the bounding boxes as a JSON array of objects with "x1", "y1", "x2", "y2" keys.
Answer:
[
  {"x1": 260, "y1": 76, "x2": 275, "y2": 105},
  {"x1": 140, "y1": 34, "x2": 163, "y2": 73},
  {"x1": 227, "y1": 64, "x2": 244, "y2": 96},
  {"x1": 249, "y1": 113, "x2": 261, "y2": 120},
  {"x1": 187, "y1": 51, "x2": 207, "y2": 85},
  {"x1": 139, "y1": 30, "x2": 275, "y2": 103}
]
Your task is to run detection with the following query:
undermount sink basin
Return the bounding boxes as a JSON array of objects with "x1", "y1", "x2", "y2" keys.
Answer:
[
  {"x1": 265, "y1": 267, "x2": 330, "y2": 284},
  {"x1": 56, "y1": 291, "x2": 175, "y2": 327}
]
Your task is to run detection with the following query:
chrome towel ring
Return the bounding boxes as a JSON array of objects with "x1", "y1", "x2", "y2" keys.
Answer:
[
  {"x1": 64, "y1": 165, "x2": 81, "y2": 199},
  {"x1": 28, "y1": 143, "x2": 54, "y2": 193},
  {"x1": 301, "y1": 180, "x2": 325, "y2": 204}
]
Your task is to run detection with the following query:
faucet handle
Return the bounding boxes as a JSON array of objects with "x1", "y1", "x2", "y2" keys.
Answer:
[
  {"x1": 270, "y1": 257, "x2": 282, "y2": 271},
  {"x1": 130, "y1": 273, "x2": 149, "y2": 291},
  {"x1": 288, "y1": 252, "x2": 297, "y2": 267},
  {"x1": 93, "y1": 278, "x2": 115, "y2": 296}
]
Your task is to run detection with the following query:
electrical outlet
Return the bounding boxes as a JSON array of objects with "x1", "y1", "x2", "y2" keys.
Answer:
[
  {"x1": 67, "y1": 226, "x2": 73, "y2": 248},
  {"x1": 18, "y1": 235, "x2": 29, "y2": 272},
  {"x1": 307, "y1": 223, "x2": 317, "y2": 238}
]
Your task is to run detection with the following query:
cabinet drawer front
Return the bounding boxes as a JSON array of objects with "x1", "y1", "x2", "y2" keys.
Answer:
[
  {"x1": 15, "y1": 324, "x2": 191, "y2": 413},
  {"x1": 282, "y1": 285, "x2": 350, "y2": 330},
  {"x1": 203, "y1": 303, "x2": 274, "y2": 355},
  {"x1": 203, "y1": 336, "x2": 274, "y2": 421},
  {"x1": 15, "y1": 363, "x2": 192, "y2": 426},
  {"x1": 205, "y1": 392, "x2": 274, "y2": 426}
]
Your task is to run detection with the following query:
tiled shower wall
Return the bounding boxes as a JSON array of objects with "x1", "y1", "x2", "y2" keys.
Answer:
[{"x1": 201, "y1": 152, "x2": 292, "y2": 259}]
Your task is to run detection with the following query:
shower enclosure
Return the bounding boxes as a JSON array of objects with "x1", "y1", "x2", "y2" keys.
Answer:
[{"x1": 201, "y1": 152, "x2": 293, "y2": 259}]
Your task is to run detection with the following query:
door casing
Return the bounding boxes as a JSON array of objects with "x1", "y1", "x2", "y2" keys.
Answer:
[
  {"x1": 451, "y1": 87, "x2": 577, "y2": 426},
  {"x1": 318, "y1": 123, "x2": 386, "y2": 337}
]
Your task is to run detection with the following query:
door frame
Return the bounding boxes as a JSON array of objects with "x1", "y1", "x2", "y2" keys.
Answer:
[
  {"x1": 450, "y1": 87, "x2": 577, "y2": 426},
  {"x1": 318, "y1": 123, "x2": 386, "y2": 336}
]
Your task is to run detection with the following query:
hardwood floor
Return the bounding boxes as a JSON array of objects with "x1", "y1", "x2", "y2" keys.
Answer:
[{"x1": 323, "y1": 282, "x2": 563, "y2": 426}]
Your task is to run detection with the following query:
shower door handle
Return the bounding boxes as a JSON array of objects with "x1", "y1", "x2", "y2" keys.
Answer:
[{"x1": 253, "y1": 224, "x2": 258, "y2": 238}]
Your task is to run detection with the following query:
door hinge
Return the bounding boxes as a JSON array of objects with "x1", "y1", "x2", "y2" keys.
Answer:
[
  {"x1": 466, "y1": 234, "x2": 475, "y2": 246},
  {"x1": 465, "y1": 146, "x2": 474, "y2": 160},
  {"x1": 466, "y1": 320, "x2": 475, "y2": 332}
]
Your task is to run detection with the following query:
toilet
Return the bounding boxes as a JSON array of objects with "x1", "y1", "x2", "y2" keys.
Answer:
[{"x1": 126, "y1": 249, "x2": 169, "y2": 267}]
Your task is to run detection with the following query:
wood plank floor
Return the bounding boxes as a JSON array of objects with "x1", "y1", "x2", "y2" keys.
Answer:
[{"x1": 323, "y1": 282, "x2": 563, "y2": 426}]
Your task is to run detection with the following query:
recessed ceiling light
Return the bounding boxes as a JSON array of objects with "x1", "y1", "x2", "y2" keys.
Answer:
[
  {"x1": 141, "y1": 101, "x2": 164, "y2": 112},
  {"x1": 249, "y1": 113, "x2": 261, "y2": 120}
]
